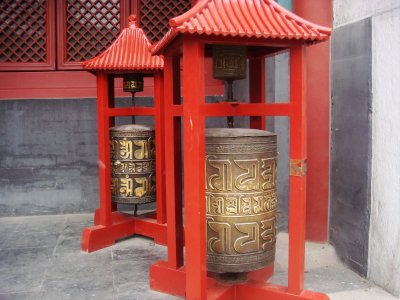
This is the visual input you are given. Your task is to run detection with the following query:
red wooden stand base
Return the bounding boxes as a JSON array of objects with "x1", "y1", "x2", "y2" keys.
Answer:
[
  {"x1": 82, "y1": 70, "x2": 167, "y2": 254},
  {"x1": 150, "y1": 261, "x2": 328, "y2": 300},
  {"x1": 82, "y1": 210, "x2": 167, "y2": 253}
]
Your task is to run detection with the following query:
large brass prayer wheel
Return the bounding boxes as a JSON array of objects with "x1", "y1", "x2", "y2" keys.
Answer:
[
  {"x1": 206, "y1": 128, "x2": 278, "y2": 273},
  {"x1": 110, "y1": 124, "x2": 156, "y2": 204}
]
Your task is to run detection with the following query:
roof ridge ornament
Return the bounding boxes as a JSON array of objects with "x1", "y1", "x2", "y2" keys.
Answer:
[{"x1": 128, "y1": 14, "x2": 138, "y2": 28}]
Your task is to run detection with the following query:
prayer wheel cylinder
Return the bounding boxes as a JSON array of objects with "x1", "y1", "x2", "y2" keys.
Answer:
[
  {"x1": 212, "y1": 45, "x2": 247, "y2": 81},
  {"x1": 110, "y1": 124, "x2": 156, "y2": 204},
  {"x1": 123, "y1": 74, "x2": 144, "y2": 93},
  {"x1": 206, "y1": 128, "x2": 278, "y2": 273}
]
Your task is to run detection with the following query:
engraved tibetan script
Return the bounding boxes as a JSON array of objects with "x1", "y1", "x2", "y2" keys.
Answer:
[
  {"x1": 207, "y1": 158, "x2": 232, "y2": 191},
  {"x1": 235, "y1": 159, "x2": 259, "y2": 191},
  {"x1": 208, "y1": 218, "x2": 232, "y2": 254},
  {"x1": 234, "y1": 222, "x2": 260, "y2": 254},
  {"x1": 206, "y1": 218, "x2": 277, "y2": 255}
]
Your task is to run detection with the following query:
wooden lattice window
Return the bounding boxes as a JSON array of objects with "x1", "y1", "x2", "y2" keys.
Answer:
[
  {"x1": 0, "y1": 0, "x2": 55, "y2": 70},
  {"x1": 0, "y1": 0, "x2": 191, "y2": 71},
  {"x1": 57, "y1": 0, "x2": 130, "y2": 69},
  {"x1": 138, "y1": 0, "x2": 192, "y2": 43}
]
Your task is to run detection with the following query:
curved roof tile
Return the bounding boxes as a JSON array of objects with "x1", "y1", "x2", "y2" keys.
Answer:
[
  {"x1": 152, "y1": 0, "x2": 331, "y2": 54},
  {"x1": 82, "y1": 15, "x2": 163, "y2": 71}
]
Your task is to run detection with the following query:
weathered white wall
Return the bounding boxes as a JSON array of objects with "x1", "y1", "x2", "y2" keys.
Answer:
[
  {"x1": 334, "y1": 0, "x2": 400, "y2": 27},
  {"x1": 369, "y1": 7, "x2": 400, "y2": 297}
]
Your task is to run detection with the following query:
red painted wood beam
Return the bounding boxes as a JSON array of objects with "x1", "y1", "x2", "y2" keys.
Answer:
[
  {"x1": 0, "y1": 71, "x2": 155, "y2": 99},
  {"x1": 249, "y1": 56, "x2": 267, "y2": 130},
  {"x1": 154, "y1": 71, "x2": 167, "y2": 224},
  {"x1": 235, "y1": 283, "x2": 329, "y2": 300},
  {"x1": 82, "y1": 211, "x2": 167, "y2": 253},
  {"x1": 150, "y1": 262, "x2": 327, "y2": 300},
  {"x1": 293, "y1": 0, "x2": 332, "y2": 242},
  {"x1": 288, "y1": 46, "x2": 307, "y2": 294},
  {"x1": 0, "y1": 71, "x2": 223, "y2": 100},
  {"x1": 106, "y1": 107, "x2": 155, "y2": 116},
  {"x1": 96, "y1": 72, "x2": 112, "y2": 227},
  {"x1": 201, "y1": 103, "x2": 291, "y2": 116},
  {"x1": 163, "y1": 54, "x2": 184, "y2": 269},
  {"x1": 182, "y1": 36, "x2": 207, "y2": 300}
]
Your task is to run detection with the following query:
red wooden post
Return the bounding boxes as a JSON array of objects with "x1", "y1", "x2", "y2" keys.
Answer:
[
  {"x1": 164, "y1": 54, "x2": 184, "y2": 268},
  {"x1": 96, "y1": 71, "x2": 112, "y2": 227},
  {"x1": 249, "y1": 56, "x2": 266, "y2": 130},
  {"x1": 182, "y1": 36, "x2": 207, "y2": 300},
  {"x1": 172, "y1": 55, "x2": 183, "y2": 245},
  {"x1": 293, "y1": 0, "x2": 332, "y2": 242},
  {"x1": 288, "y1": 46, "x2": 307, "y2": 294},
  {"x1": 107, "y1": 75, "x2": 118, "y2": 213},
  {"x1": 154, "y1": 71, "x2": 167, "y2": 224}
]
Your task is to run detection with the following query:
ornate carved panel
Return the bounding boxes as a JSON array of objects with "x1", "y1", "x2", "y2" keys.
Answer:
[
  {"x1": 0, "y1": 0, "x2": 55, "y2": 70},
  {"x1": 139, "y1": 0, "x2": 191, "y2": 43},
  {"x1": 58, "y1": 0, "x2": 130, "y2": 69}
]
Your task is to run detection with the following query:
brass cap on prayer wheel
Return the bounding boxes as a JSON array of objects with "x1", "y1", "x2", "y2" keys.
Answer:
[
  {"x1": 123, "y1": 74, "x2": 144, "y2": 93},
  {"x1": 212, "y1": 45, "x2": 247, "y2": 81}
]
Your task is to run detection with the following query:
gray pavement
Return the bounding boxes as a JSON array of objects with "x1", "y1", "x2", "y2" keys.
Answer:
[{"x1": 0, "y1": 214, "x2": 397, "y2": 300}]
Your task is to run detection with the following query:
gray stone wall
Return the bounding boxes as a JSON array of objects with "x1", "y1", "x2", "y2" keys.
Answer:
[
  {"x1": 0, "y1": 98, "x2": 99, "y2": 216},
  {"x1": 0, "y1": 97, "x2": 159, "y2": 216},
  {"x1": 0, "y1": 96, "x2": 229, "y2": 216},
  {"x1": 329, "y1": 18, "x2": 372, "y2": 276}
]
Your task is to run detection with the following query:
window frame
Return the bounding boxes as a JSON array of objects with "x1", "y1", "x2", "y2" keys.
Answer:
[
  {"x1": 56, "y1": 0, "x2": 131, "y2": 70},
  {"x1": 0, "y1": 0, "x2": 56, "y2": 71}
]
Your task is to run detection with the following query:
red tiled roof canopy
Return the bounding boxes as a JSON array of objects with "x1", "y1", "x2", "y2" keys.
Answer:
[
  {"x1": 151, "y1": 0, "x2": 331, "y2": 54},
  {"x1": 82, "y1": 15, "x2": 163, "y2": 71}
]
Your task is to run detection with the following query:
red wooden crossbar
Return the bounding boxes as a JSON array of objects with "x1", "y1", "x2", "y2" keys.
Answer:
[{"x1": 106, "y1": 107, "x2": 155, "y2": 117}]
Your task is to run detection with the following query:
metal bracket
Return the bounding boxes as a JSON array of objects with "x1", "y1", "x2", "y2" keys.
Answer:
[{"x1": 290, "y1": 159, "x2": 307, "y2": 177}]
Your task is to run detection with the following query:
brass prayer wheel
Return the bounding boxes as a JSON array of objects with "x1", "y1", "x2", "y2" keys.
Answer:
[
  {"x1": 110, "y1": 124, "x2": 156, "y2": 204},
  {"x1": 123, "y1": 74, "x2": 144, "y2": 93},
  {"x1": 212, "y1": 45, "x2": 247, "y2": 81},
  {"x1": 212, "y1": 45, "x2": 247, "y2": 128},
  {"x1": 206, "y1": 128, "x2": 278, "y2": 273}
]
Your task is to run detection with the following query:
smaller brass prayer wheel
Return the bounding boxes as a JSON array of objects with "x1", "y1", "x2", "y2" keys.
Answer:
[
  {"x1": 212, "y1": 45, "x2": 247, "y2": 81},
  {"x1": 110, "y1": 124, "x2": 156, "y2": 205},
  {"x1": 212, "y1": 45, "x2": 247, "y2": 128},
  {"x1": 206, "y1": 128, "x2": 278, "y2": 273},
  {"x1": 123, "y1": 74, "x2": 144, "y2": 93}
]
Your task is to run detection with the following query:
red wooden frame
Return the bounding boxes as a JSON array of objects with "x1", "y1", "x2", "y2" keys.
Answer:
[
  {"x1": 149, "y1": 34, "x2": 329, "y2": 299},
  {"x1": 81, "y1": 71, "x2": 167, "y2": 252},
  {"x1": 0, "y1": 0, "x2": 56, "y2": 71}
]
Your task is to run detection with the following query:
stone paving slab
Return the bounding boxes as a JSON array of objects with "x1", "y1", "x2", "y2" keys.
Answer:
[{"x1": 0, "y1": 213, "x2": 397, "y2": 300}]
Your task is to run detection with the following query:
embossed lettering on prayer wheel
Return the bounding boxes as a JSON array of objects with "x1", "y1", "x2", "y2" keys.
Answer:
[
  {"x1": 212, "y1": 45, "x2": 247, "y2": 80},
  {"x1": 206, "y1": 128, "x2": 278, "y2": 273},
  {"x1": 110, "y1": 124, "x2": 156, "y2": 204}
]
